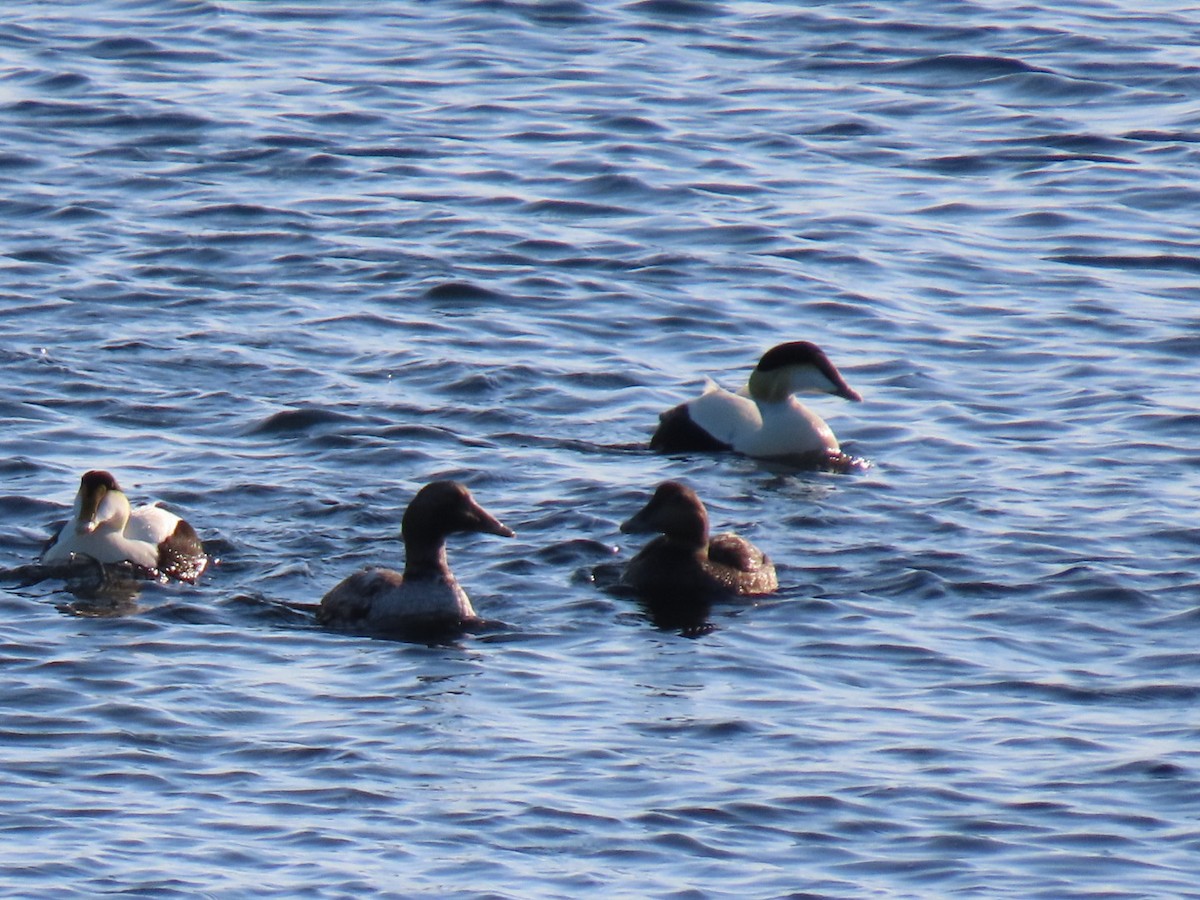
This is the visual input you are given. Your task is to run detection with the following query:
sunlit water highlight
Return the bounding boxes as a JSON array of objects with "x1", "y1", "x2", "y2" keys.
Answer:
[{"x1": 2, "y1": 1, "x2": 1200, "y2": 896}]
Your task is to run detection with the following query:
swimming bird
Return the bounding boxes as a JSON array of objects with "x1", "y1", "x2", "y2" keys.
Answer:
[
  {"x1": 317, "y1": 480, "x2": 515, "y2": 636},
  {"x1": 620, "y1": 481, "x2": 777, "y2": 625},
  {"x1": 650, "y1": 341, "x2": 861, "y2": 465},
  {"x1": 41, "y1": 470, "x2": 207, "y2": 583}
]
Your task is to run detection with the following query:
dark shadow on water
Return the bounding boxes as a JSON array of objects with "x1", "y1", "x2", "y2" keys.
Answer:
[
  {"x1": 592, "y1": 560, "x2": 716, "y2": 638},
  {"x1": 265, "y1": 593, "x2": 513, "y2": 646},
  {"x1": 323, "y1": 615, "x2": 513, "y2": 647},
  {"x1": 3, "y1": 554, "x2": 227, "y2": 619},
  {"x1": 3, "y1": 558, "x2": 154, "y2": 617},
  {"x1": 504, "y1": 431, "x2": 874, "y2": 473},
  {"x1": 671, "y1": 448, "x2": 872, "y2": 475},
  {"x1": 492, "y1": 432, "x2": 648, "y2": 456},
  {"x1": 225, "y1": 593, "x2": 318, "y2": 626}
]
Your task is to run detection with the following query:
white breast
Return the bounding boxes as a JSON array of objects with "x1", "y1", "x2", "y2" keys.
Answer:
[
  {"x1": 688, "y1": 384, "x2": 838, "y2": 458},
  {"x1": 736, "y1": 397, "x2": 839, "y2": 458},
  {"x1": 44, "y1": 524, "x2": 160, "y2": 569}
]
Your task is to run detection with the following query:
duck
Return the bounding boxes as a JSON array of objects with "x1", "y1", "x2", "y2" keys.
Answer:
[
  {"x1": 317, "y1": 480, "x2": 515, "y2": 636},
  {"x1": 620, "y1": 481, "x2": 778, "y2": 622},
  {"x1": 41, "y1": 470, "x2": 208, "y2": 583},
  {"x1": 650, "y1": 341, "x2": 862, "y2": 466}
]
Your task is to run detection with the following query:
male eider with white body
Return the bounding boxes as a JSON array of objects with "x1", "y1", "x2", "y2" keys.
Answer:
[
  {"x1": 621, "y1": 481, "x2": 778, "y2": 607},
  {"x1": 650, "y1": 341, "x2": 862, "y2": 466},
  {"x1": 42, "y1": 470, "x2": 207, "y2": 583},
  {"x1": 317, "y1": 480, "x2": 514, "y2": 637}
]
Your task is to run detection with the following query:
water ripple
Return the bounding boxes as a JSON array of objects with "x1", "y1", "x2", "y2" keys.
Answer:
[{"x1": 1, "y1": 1, "x2": 1199, "y2": 897}]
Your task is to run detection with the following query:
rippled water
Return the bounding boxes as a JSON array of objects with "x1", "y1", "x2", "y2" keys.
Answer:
[{"x1": 3, "y1": 1, "x2": 1200, "y2": 896}]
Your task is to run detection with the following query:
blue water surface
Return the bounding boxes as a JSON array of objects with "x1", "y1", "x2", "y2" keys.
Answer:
[{"x1": 2, "y1": 1, "x2": 1200, "y2": 896}]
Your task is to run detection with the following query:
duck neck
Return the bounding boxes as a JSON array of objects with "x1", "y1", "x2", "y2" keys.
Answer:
[
  {"x1": 670, "y1": 516, "x2": 709, "y2": 552},
  {"x1": 746, "y1": 369, "x2": 791, "y2": 404},
  {"x1": 403, "y1": 536, "x2": 451, "y2": 580}
]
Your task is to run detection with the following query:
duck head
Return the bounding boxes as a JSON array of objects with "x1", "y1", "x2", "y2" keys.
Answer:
[
  {"x1": 621, "y1": 481, "x2": 709, "y2": 548},
  {"x1": 746, "y1": 341, "x2": 862, "y2": 404},
  {"x1": 72, "y1": 470, "x2": 131, "y2": 535},
  {"x1": 401, "y1": 480, "x2": 515, "y2": 544}
]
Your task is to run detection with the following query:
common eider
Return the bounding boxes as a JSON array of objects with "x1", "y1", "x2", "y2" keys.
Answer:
[
  {"x1": 42, "y1": 470, "x2": 207, "y2": 583},
  {"x1": 650, "y1": 341, "x2": 861, "y2": 466},
  {"x1": 317, "y1": 480, "x2": 514, "y2": 636},
  {"x1": 620, "y1": 481, "x2": 778, "y2": 616}
]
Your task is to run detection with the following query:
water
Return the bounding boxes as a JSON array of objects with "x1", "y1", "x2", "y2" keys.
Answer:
[{"x1": 2, "y1": 0, "x2": 1200, "y2": 896}]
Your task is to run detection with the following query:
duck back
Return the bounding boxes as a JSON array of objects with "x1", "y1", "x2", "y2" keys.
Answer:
[
  {"x1": 650, "y1": 402, "x2": 734, "y2": 453},
  {"x1": 706, "y1": 532, "x2": 778, "y2": 595},
  {"x1": 318, "y1": 567, "x2": 475, "y2": 634}
]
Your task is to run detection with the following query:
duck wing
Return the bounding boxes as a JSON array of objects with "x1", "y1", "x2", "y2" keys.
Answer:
[
  {"x1": 128, "y1": 505, "x2": 207, "y2": 582},
  {"x1": 651, "y1": 402, "x2": 734, "y2": 452},
  {"x1": 125, "y1": 504, "x2": 182, "y2": 545},
  {"x1": 651, "y1": 382, "x2": 758, "y2": 453},
  {"x1": 318, "y1": 567, "x2": 404, "y2": 627},
  {"x1": 156, "y1": 521, "x2": 208, "y2": 582},
  {"x1": 686, "y1": 384, "x2": 761, "y2": 446},
  {"x1": 706, "y1": 532, "x2": 778, "y2": 595},
  {"x1": 40, "y1": 519, "x2": 70, "y2": 561}
]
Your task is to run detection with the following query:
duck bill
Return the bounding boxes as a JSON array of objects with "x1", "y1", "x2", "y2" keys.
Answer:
[
  {"x1": 816, "y1": 356, "x2": 862, "y2": 402},
  {"x1": 620, "y1": 508, "x2": 654, "y2": 534},
  {"x1": 80, "y1": 488, "x2": 127, "y2": 534},
  {"x1": 74, "y1": 484, "x2": 106, "y2": 534},
  {"x1": 621, "y1": 485, "x2": 677, "y2": 534},
  {"x1": 837, "y1": 380, "x2": 863, "y2": 402},
  {"x1": 469, "y1": 503, "x2": 515, "y2": 538}
]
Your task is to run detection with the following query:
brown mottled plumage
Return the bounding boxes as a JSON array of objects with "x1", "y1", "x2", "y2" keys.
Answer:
[
  {"x1": 620, "y1": 481, "x2": 778, "y2": 605},
  {"x1": 317, "y1": 481, "x2": 514, "y2": 637}
]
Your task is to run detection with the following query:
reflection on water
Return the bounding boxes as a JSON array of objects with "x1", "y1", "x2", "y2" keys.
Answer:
[{"x1": 1, "y1": 0, "x2": 1198, "y2": 896}]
